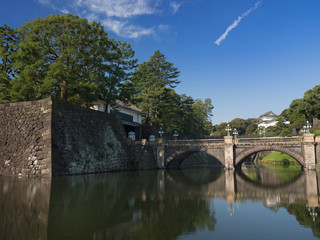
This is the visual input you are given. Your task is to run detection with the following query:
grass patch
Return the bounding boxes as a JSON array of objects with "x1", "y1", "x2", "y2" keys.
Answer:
[
  {"x1": 260, "y1": 151, "x2": 299, "y2": 165},
  {"x1": 312, "y1": 129, "x2": 320, "y2": 136}
]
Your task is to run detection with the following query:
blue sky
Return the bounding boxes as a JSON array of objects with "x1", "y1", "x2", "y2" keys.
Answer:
[{"x1": 1, "y1": 0, "x2": 320, "y2": 124}]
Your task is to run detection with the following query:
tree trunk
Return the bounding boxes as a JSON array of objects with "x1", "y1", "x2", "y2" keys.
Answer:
[{"x1": 60, "y1": 80, "x2": 67, "y2": 100}]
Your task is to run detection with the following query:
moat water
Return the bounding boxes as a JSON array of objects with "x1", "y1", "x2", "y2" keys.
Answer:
[{"x1": 1, "y1": 167, "x2": 319, "y2": 240}]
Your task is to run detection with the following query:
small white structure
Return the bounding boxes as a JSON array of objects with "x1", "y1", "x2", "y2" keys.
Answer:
[
  {"x1": 91, "y1": 100, "x2": 145, "y2": 140},
  {"x1": 258, "y1": 111, "x2": 279, "y2": 128}
]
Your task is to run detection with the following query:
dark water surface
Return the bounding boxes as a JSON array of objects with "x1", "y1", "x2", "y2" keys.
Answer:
[{"x1": 1, "y1": 168, "x2": 319, "y2": 240}]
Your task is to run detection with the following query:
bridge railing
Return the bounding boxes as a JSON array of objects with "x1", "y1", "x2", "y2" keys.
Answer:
[
  {"x1": 134, "y1": 136, "x2": 303, "y2": 146},
  {"x1": 166, "y1": 139, "x2": 225, "y2": 144},
  {"x1": 237, "y1": 137, "x2": 302, "y2": 143}
]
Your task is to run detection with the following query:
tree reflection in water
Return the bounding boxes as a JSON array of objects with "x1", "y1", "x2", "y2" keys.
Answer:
[
  {"x1": 239, "y1": 165, "x2": 303, "y2": 187},
  {"x1": 48, "y1": 170, "x2": 218, "y2": 240}
]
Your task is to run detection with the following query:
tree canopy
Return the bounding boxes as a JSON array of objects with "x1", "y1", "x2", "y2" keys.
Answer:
[
  {"x1": 0, "y1": 25, "x2": 18, "y2": 103},
  {"x1": 1, "y1": 14, "x2": 137, "y2": 107}
]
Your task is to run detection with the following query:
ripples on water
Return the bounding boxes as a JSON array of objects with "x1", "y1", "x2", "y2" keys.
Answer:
[{"x1": 0, "y1": 167, "x2": 319, "y2": 240}]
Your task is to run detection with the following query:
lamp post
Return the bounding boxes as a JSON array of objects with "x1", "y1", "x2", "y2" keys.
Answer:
[
  {"x1": 303, "y1": 121, "x2": 312, "y2": 134},
  {"x1": 225, "y1": 124, "x2": 232, "y2": 136},
  {"x1": 259, "y1": 127, "x2": 266, "y2": 137},
  {"x1": 158, "y1": 127, "x2": 164, "y2": 138},
  {"x1": 306, "y1": 205, "x2": 318, "y2": 222},
  {"x1": 310, "y1": 207, "x2": 318, "y2": 222},
  {"x1": 233, "y1": 128, "x2": 238, "y2": 139},
  {"x1": 173, "y1": 131, "x2": 179, "y2": 140}
]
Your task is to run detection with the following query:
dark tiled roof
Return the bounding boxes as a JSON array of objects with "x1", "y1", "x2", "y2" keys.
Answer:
[{"x1": 259, "y1": 111, "x2": 278, "y2": 118}]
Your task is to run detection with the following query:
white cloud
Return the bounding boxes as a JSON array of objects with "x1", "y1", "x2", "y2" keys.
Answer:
[
  {"x1": 81, "y1": 0, "x2": 157, "y2": 18},
  {"x1": 102, "y1": 18, "x2": 156, "y2": 38},
  {"x1": 158, "y1": 24, "x2": 170, "y2": 33},
  {"x1": 170, "y1": 1, "x2": 182, "y2": 14},
  {"x1": 60, "y1": 9, "x2": 69, "y2": 14},
  {"x1": 37, "y1": 0, "x2": 50, "y2": 5},
  {"x1": 36, "y1": 0, "x2": 175, "y2": 39},
  {"x1": 214, "y1": 1, "x2": 262, "y2": 46}
]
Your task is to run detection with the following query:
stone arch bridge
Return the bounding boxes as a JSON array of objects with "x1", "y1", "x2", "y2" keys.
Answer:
[{"x1": 152, "y1": 134, "x2": 319, "y2": 170}]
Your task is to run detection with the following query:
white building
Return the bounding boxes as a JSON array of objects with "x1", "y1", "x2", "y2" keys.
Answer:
[
  {"x1": 258, "y1": 111, "x2": 279, "y2": 128},
  {"x1": 91, "y1": 100, "x2": 145, "y2": 140}
]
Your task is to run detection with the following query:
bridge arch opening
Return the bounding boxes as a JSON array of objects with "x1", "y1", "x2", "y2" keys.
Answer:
[
  {"x1": 236, "y1": 149, "x2": 304, "y2": 169},
  {"x1": 167, "y1": 168, "x2": 224, "y2": 185},
  {"x1": 166, "y1": 151, "x2": 223, "y2": 169}
]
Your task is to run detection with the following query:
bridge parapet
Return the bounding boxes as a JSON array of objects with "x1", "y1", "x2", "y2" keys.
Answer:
[
  {"x1": 237, "y1": 137, "x2": 302, "y2": 143},
  {"x1": 165, "y1": 139, "x2": 224, "y2": 146}
]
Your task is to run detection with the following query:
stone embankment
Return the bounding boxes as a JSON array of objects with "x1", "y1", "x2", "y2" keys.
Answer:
[
  {"x1": 0, "y1": 98, "x2": 52, "y2": 177},
  {"x1": 0, "y1": 97, "x2": 156, "y2": 177}
]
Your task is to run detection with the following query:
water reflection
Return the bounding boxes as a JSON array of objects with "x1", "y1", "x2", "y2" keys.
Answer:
[
  {"x1": 0, "y1": 177, "x2": 51, "y2": 240},
  {"x1": 239, "y1": 166, "x2": 302, "y2": 187},
  {"x1": 0, "y1": 168, "x2": 319, "y2": 240},
  {"x1": 48, "y1": 171, "x2": 217, "y2": 240}
]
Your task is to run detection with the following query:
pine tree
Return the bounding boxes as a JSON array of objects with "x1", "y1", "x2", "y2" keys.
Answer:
[
  {"x1": 130, "y1": 50, "x2": 180, "y2": 125},
  {"x1": 0, "y1": 25, "x2": 18, "y2": 103}
]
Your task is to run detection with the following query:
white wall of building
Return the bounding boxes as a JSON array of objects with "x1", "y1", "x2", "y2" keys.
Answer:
[
  {"x1": 91, "y1": 101, "x2": 142, "y2": 124},
  {"x1": 261, "y1": 116, "x2": 275, "y2": 121},
  {"x1": 258, "y1": 121, "x2": 278, "y2": 128}
]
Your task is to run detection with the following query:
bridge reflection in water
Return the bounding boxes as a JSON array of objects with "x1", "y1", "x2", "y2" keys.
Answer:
[{"x1": 0, "y1": 168, "x2": 319, "y2": 239}]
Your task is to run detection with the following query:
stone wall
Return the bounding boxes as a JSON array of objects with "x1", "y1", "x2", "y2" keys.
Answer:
[
  {"x1": 0, "y1": 98, "x2": 52, "y2": 177},
  {"x1": 128, "y1": 140, "x2": 157, "y2": 170},
  {"x1": 0, "y1": 97, "x2": 156, "y2": 177},
  {"x1": 51, "y1": 99, "x2": 133, "y2": 176}
]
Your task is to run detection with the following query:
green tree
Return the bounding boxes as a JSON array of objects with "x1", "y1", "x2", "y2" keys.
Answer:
[
  {"x1": 302, "y1": 85, "x2": 320, "y2": 119},
  {"x1": 130, "y1": 50, "x2": 180, "y2": 126},
  {"x1": 12, "y1": 14, "x2": 109, "y2": 103},
  {"x1": 190, "y1": 98, "x2": 214, "y2": 138},
  {"x1": 9, "y1": 14, "x2": 136, "y2": 107},
  {"x1": 245, "y1": 123, "x2": 258, "y2": 136},
  {"x1": 98, "y1": 40, "x2": 137, "y2": 111},
  {"x1": 0, "y1": 25, "x2": 18, "y2": 103},
  {"x1": 229, "y1": 118, "x2": 247, "y2": 135}
]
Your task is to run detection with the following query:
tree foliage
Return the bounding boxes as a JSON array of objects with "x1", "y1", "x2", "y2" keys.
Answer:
[
  {"x1": 277, "y1": 85, "x2": 320, "y2": 134},
  {"x1": 129, "y1": 50, "x2": 213, "y2": 138},
  {"x1": 1, "y1": 14, "x2": 136, "y2": 107},
  {"x1": 0, "y1": 25, "x2": 18, "y2": 103},
  {"x1": 130, "y1": 50, "x2": 180, "y2": 125},
  {"x1": 213, "y1": 118, "x2": 258, "y2": 138}
]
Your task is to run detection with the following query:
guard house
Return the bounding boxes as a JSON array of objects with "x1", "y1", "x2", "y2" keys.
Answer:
[{"x1": 91, "y1": 100, "x2": 145, "y2": 140}]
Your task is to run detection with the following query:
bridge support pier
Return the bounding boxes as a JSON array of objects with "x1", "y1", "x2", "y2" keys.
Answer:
[
  {"x1": 224, "y1": 136, "x2": 234, "y2": 169},
  {"x1": 306, "y1": 170, "x2": 319, "y2": 207},
  {"x1": 157, "y1": 138, "x2": 165, "y2": 169},
  {"x1": 303, "y1": 134, "x2": 316, "y2": 170},
  {"x1": 225, "y1": 170, "x2": 236, "y2": 204}
]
